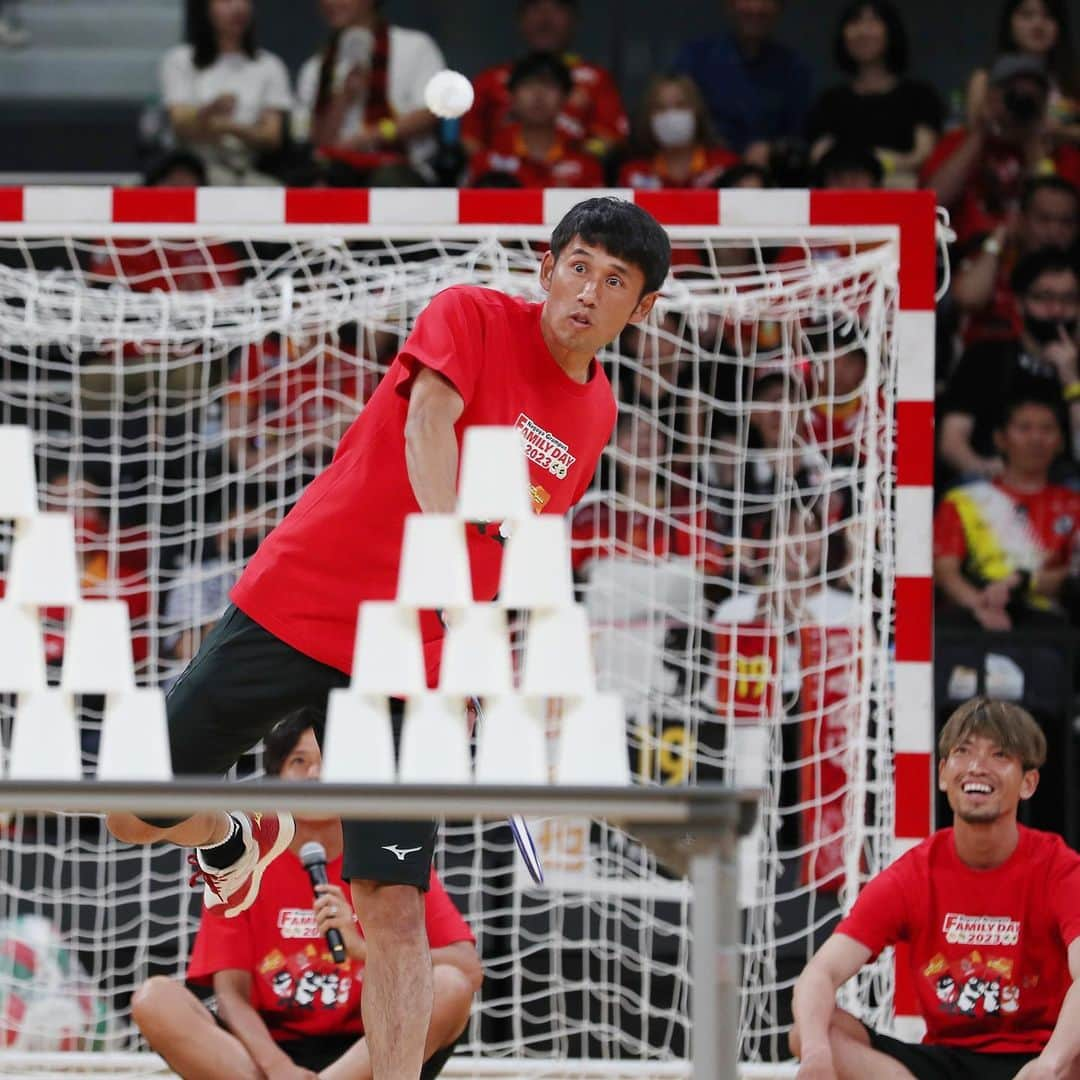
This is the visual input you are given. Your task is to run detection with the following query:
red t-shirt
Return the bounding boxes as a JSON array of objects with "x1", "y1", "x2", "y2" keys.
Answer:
[
  {"x1": 836, "y1": 827, "x2": 1080, "y2": 1053},
  {"x1": 920, "y1": 128, "x2": 1080, "y2": 246},
  {"x1": 934, "y1": 480, "x2": 1080, "y2": 575},
  {"x1": 188, "y1": 851, "x2": 472, "y2": 1042},
  {"x1": 231, "y1": 285, "x2": 618, "y2": 674},
  {"x1": 462, "y1": 56, "x2": 628, "y2": 151},
  {"x1": 617, "y1": 147, "x2": 740, "y2": 190},
  {"x1": 468, "y1": 125, "x2": 604, "y2": 188}
]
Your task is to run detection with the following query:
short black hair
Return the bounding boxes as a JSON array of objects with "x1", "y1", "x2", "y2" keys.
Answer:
[
  {"x1": 1010, "y1": 246, "x2": 1079, "y2": 295},
  {"x1": 834, "y1": 0, "x2": 910, "y2": 75},
  {"x1": 814, "y1": 142, "x2": 884, "y2": 187},
  {"x1": 143, "y1": 149, "x2": 208, "y2": 188},
  {"x1": 186, "y1": 0, "x2": 256, "y2": 70},
  {"x1": 550, "y1": 197, "x2": 671, "y2": 296},
  {"x1": 1021, "y1": 174, "x2": 1080, "y2": 213},
  {"x1": 264, "y1": 706, "x2": 325, "y2": 778},
  {"x1": 508, "y1": 51, "x2": 573, "y2": 95},
  {"x1": 996, "y1": 391, "x2": 1064, "y2": 431}
]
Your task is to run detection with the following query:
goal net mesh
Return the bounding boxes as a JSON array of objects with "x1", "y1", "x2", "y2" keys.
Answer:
[{"x1": 0, "y1": 220, "x2": 900, "y2": 1073}]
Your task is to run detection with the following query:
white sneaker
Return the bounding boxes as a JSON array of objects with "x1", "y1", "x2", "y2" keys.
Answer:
[
  {"x1": 0, "y1": 17, "x2": 29, "y2": 48},
  {"x1": 193, "y1": 811, "x2": 294, "y2": 918}
]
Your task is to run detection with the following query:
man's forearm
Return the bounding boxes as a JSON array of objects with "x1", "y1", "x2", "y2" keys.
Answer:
[
  {"x1": 792, "y1": 967, "x2": 838, "y2": 1058},
  {"x1": 935, "y1": 559, "x2": 981, "y2": 610},
  {"x1": 1038, "y1": 980, "x2": 1080, "y2": 1076},
  {"x1": 216, "y1": 994, "x2": 293, "y2": 1074},
  {"x1": 927, "y1": 130, "x2": 985, "y2": 207},
  {"x1": 405, "y1": 413, "x2": 460, "y2": 514}
]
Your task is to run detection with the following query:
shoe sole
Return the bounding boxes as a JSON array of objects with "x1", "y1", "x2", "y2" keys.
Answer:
[{"x1": 220, "y1": 812, "x2": 296, "y2": 919}]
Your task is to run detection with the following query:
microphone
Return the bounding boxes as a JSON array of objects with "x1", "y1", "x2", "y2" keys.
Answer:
[{"x1": 299, "y1": 841, "x2": 347, "y2": 964}]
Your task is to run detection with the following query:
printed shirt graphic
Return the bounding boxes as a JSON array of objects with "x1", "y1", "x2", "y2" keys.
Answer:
[
  {"x1": 835, "y1": 827, "x2": 1080, "y2": 1053},
  {"x1": 934, "y1": 480, "x2": 1080, "y2": 596},
  {"x1": 187, "y1": 851, "x2": 473, "y2": 1042},
  {"x1": 231, "y1": 285, "x2": 617, "y2": 675}
]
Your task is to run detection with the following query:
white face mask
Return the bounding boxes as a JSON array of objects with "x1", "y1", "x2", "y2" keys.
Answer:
[{"x1": 650, "y1": 107, "x2": 696, "y2": 149}]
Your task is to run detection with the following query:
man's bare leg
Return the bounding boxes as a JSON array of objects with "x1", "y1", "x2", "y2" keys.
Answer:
[
  {"x1": 321, "y1": 964, "x2": 475, "y2": 1080},
  {"x1": 106, "y1": 811, "x2": 232, "y2": 848},
  {"x1": 132, "y1": 976, "x2": 261, "y2": 1080},
  {"x1": 790, "y1": 1009, "x2": 917, "y2": 1080},
  {"x1": 351, "y1": 881, "x2": 432, "y2": 1079}
]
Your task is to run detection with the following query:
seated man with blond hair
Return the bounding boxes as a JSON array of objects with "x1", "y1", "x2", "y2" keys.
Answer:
[{"x1": 790, "y1": 697, "x2": 1080, "y2": 1080}]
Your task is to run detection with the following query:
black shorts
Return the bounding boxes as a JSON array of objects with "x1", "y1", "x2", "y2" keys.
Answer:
[
  {"x1": 864, "y1": 1026, "x2": 1038, "y2": 1080},
  {"x1": 162, "y1": 604, "x2": 436, "y2": 889},
  {"x1": 280, "y1": 1033, "x2": 456, "y2": 1077}
]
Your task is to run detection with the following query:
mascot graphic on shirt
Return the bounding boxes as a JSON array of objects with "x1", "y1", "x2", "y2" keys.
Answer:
[{"x1": 258, "y1": 945, "x2": 352, "y2": 1012}]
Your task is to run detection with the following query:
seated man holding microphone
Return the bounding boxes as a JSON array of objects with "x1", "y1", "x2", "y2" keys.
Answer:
[{"x1": 132, "y1": 707, "x2": 482, "y2": 1080}]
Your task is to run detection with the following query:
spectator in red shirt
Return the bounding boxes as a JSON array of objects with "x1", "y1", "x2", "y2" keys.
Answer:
[
  {"x1": 922, "y1": 53, "x2": 1080, "y2": 248},
  {"x1": 952, "y1": 176, "x2": 1079, "y2": 345},
  {"x1": 934, "y1": 393, "x2": 1080, "y2": 631},
  {"x1": 467, "y1": 52, "x2": 603, "y2": 188},
  {"x1": 790, "y1": 696, "x2": 1080, "y2": 1080},
  {"x1": 618, "y1": 74, "x2": 740, "y2": 190},
  {"x1": 462, "y1": 0, "x2": 628, "y2": 159},
  {"x1": 131, "y1": 708, "x2": 481, "y2": 1080}
]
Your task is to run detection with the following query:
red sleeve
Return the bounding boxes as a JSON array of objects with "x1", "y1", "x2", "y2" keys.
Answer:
[
  {"x1": 424, "y1": 871, "x2": 474, "y2": 947},
  {"x1": 393, "y1": 286, "x2": 489, "y2": 405},
  {"x1": 588, "y1": 67, "x2": 629, "y2": 143},
  {"x1": 933, "y1": 497, "x2": 968, "y2": 561},
  {"x1": 834, "y1": 860, "x2": 911, "y2": 957},
  {"x1": 186, "y1": 909, "x2": 255, "y2": 986},
  {"x1": 919, "y1": 127, "x2": 965, "y2": 188},
  {"x1": 1053, "y1": 145, "x2": 1080, "y2": 190}
]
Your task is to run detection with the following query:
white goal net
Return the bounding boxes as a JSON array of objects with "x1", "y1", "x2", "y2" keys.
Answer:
[{"x1": 0, "y1": 197, "x2": 906, "y2": 1076}]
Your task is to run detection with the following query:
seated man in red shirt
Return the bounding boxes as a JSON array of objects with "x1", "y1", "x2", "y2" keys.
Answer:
[
  {"x1": 922, "y1": 54, "x2": 1080, "y2": 249},
  {"x1": 131, "y1": 707, "x2": 481, "y2": 1080},
  {"x1": 934, "y1": 393, "x2": 1080, "y2": 631},
  {"x1": 462, "y1": 0, "x2": 627, "y2": 159},
  {"x1": 468, "y1": 52, "x2": 603, "y2": 188},
  {"x1": 790, "y1": 696, "x2": 1080, "y2": 1080}
]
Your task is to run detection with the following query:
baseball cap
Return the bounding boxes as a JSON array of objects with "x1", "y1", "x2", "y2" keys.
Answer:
[{"x1": 989, "y1": 53, "x2": 1050, "y2": 88}]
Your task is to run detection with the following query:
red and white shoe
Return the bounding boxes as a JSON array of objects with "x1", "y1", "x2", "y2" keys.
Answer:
[{"x1": 194, "y1": 811, "x2": 294, "y2": 918}]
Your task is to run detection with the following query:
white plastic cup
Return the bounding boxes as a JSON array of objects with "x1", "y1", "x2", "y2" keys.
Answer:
[
  {"x1": 8, "y1": 691, "x2": 81, "y2": 780},
  {"x1": 321, "y1": 689, "x2": 396, "y2": 782},
  {"x1": 0, "y1": 426, "x2": 38, "y2": 520},
  {"x1": 499, "y1": 515, "x2": 574, "y2": 609},
  {"x1": 520, "y1": 606, "x2": 597, "y2": 696},
  {"x1": 456, "y1": 426, "x2": 532, "y2": 523},
  {"x1": 396, "y1": 514, "x2": 473, "y2": 609},
  {"x1": 555, "y1": 693, "x2": 631, "y2": 785},
  {"x1": 399, "y1": 694, "x2": 470, "y2": 782},
  {"x1": 98, "y1": 689, "x2": 172, "y2": 780},
  {"x1": 350, "y1": 602, "x2": 427, "y2": 695},
  {"x1": 7, "y1": 514, "x2": 80, "y2": 607},
  {"x1": 475, "y1": 695, "x2": 547, "y2": 784},
  {"x1": 0, "y1": 604, "x2": 47, "y2": 692},
  {"x1": 61, "y1": 602, "x2": 136, "y2": 694},
  {"x1": 439, "y1": 605, "x2": 513, "y2": 696}
]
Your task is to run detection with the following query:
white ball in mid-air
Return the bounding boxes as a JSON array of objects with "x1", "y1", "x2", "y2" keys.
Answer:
[{"x1": 424, "y1": 70, "x2": 475, "y2": 119}]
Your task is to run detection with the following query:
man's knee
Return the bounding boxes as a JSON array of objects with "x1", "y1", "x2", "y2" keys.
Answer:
[
  {"x1": 788, "y1": 1021, "x2": 802, "y2": 1059},
  {"x1": 131, "y1": 976, "x2": 180, "y2": 1035},
  {"x1": 433, "y1": 966, "x2": 475, "y2": 1040},
  {"x1": 352, "y1": 882, "x2": 425, "y2": 939},
  {"x1": 107, "y1": 813, "x2": 163, "y2": 845}
]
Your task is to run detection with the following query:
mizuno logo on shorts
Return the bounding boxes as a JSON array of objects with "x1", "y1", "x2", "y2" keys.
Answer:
[{"x1": 382, "y1": 844, "x2": 423, "y2": 861}]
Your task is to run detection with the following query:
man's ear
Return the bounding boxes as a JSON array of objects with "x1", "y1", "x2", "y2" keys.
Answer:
[
  {"x1": 937, "y1": 757, "x2": 948, "y2": 793},
  {"x1": 1019, "y1": 768, "x2": 1039, "y2": 802},
  {"x1": 627, "y1": 291, "x2": 659, "y2": 326},
  {"x1": 539, "y1": 250, "x2": 555, "y2": 293}
]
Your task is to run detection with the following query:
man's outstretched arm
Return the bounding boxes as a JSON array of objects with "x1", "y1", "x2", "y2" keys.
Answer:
[
  {"x1": 1016, "y1": 939, "x2": 1080, "y2": 1080},
  {"x1": 404, "y1": 366, "x2": 466, "y2": 515},
  {"x1": 790, "y1": 933, "x2": 872, "y2": 1071}
]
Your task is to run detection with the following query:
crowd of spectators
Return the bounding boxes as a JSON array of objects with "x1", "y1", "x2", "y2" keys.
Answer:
[{"x1": 8, "y1": 0, "x2": 1080, "y2": 785}]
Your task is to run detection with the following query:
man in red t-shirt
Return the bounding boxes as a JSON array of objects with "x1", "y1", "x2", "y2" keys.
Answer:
[
  {"x1": 468, "y1": 52, "x2": 603, "y2": 188},
  {"x1": 790, "y1": 697, "x2": 1080, "y2": 1080},
  {"x1": 131, "y1": 709, "x2": 480, "y2": 1079},
  {"x1": 105, "y1": 196, "x2": 670, "y2": 1079},
  {"x1": 462, "y1": 0, "x2": 628, "y2": 159},
  {"x1": 934, "y1": 393, "x2": 1080, "y2": 632},
  {"x1": 922, "y1": 55, "x2": 1080, "y2": 249}
]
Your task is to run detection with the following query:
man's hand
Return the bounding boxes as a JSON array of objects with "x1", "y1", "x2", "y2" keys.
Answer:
[
  {"x1": 313, "y1": 883, "x2": 367, "y2": 964},
  {"x1": 971, "y1": 578, "x2": 1016, "y2": 630},
  {"x1": 795, "y1": 1046, "x2": 839, "y2": 1080},
  {"x1": 1044, "y1": 325, "x2": 1079, "y2": 386}
]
